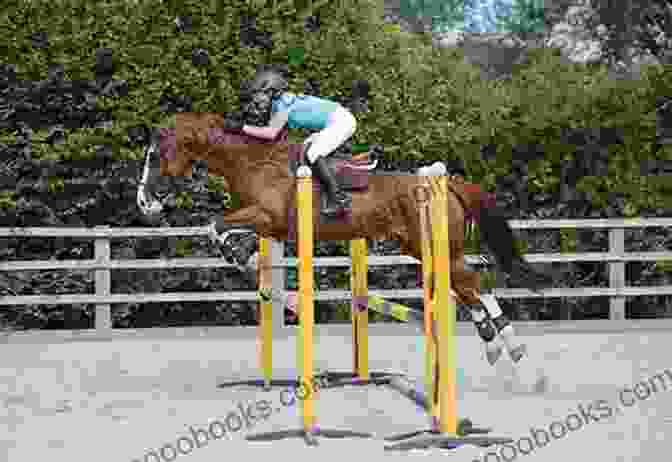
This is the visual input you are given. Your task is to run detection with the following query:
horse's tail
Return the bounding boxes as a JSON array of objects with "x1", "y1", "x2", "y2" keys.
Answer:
[
  {"x1": 445, "y1": 180, "x2": 490, "y2": 224},
  {"x1": 456, "y1": 181, "x2": 553, "y2": 291},
  {"x1": 451, "y1": 181, "x2": 521, "y2": 274}
]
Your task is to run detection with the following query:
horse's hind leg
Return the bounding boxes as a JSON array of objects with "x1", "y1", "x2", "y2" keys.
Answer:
[
  {"x1": 452, "y1": 258, "x2": 528, "y2": 365},
  {"x1": 402, "y1": 233, "x2": 500, "y2": 364},
  {"x1": 450, "y1": 261, "x2": 507, "y2": 365},
  {"x1": 401, "y1": 231, "x2": 523, "y2": 365},
  {"x1": 451, "y1": 251, "x2": 526, "y2": 363},
  {"x1": 475, "y1": 293, "x2": 526, "y2": 363}
]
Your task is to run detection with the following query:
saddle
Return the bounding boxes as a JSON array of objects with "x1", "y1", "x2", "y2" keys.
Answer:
[
  {"x1": 286, "y1": 141, "x2": 380, "y2": 239},
  {"x1": 287, "y1": 141, "x2": 375, "y2": 191}
]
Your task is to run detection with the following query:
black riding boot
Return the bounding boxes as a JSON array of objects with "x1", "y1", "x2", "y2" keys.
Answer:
[{"x1": 311, "y1": 157, "x2": 351, "y2": 216}]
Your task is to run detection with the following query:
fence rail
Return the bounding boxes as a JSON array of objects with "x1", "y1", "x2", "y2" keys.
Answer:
[{"x1": 1, "y1": 218, "x2": 672, "y2": 334}]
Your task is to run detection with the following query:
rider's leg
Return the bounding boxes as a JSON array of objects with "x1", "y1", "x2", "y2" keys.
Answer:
[{"x1": 305, "y1": 108, "x2": 356, "y2": 216}]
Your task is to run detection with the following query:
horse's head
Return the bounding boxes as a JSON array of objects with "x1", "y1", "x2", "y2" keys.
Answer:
[
  {"x1": 136, "y1": 112, "x2": 290, "y2": 220},
  {"x1": 136, "y1": 127, "x2": 193, "y2": 218}
]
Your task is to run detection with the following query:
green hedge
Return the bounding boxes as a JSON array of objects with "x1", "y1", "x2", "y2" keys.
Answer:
[{"x1": 1, "y1": 0, "x2": 670, "y2": 212}]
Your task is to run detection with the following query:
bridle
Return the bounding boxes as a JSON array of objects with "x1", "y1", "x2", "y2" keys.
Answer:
[{"x1": 136, "y1": 133, "x2": 164, "y2": 216}]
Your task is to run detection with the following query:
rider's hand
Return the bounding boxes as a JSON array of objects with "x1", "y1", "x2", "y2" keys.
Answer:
[{"x1": 223, "y1": 114, "x2": 244, "y2": 132}]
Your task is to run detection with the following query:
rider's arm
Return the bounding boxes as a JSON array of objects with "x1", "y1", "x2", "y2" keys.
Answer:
[{"x1": 243, "y1": 111, "x2": 288, "y2": 140}]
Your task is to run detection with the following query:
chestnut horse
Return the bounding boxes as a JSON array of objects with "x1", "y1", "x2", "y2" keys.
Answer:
[{"x1": 136, "y1": 112, "x2": 551, "y2": 368}]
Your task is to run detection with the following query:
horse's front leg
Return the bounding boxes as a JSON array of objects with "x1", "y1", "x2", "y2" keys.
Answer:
[{"x1": 207, "y1": 205, "x2": 272, "y2": 266}]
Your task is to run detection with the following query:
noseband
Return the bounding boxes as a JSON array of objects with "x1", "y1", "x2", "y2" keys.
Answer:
[{"x1": 136, "y1": 129, "x2": 164, "y2": 215}]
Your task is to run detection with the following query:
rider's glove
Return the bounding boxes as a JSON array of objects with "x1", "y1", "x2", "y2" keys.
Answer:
[{"x1": 223, "y1": 114, "x2": 244, "y2": 132}]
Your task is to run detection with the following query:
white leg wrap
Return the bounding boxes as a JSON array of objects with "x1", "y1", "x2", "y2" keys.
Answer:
[
  {"x1": 478, "y1": 293, "x2": 503, "y2": 318},
  {"x1": 469, "y1": 306, "x2": 487, "y2": 323},
  {"x1": 478, "y1": 294, "x2": 526, "y2": 361}
]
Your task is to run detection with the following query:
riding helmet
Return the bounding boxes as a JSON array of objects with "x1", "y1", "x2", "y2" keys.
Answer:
[{"x1": 249, "y1": 65, "x2": 288, "y2": 97}]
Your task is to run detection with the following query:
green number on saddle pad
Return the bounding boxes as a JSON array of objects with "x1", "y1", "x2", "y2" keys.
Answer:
[
  {"x1": 351, "y1": 143, "x2": 369, "y2": 153},
  {"x1": 288, "y1": 46, "x2": 305, "y2": 66}
]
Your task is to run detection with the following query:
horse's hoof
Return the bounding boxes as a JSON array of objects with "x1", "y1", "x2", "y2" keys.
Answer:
[
  {"x1": 508, "y1": 344, "x2": 527, "y2": 363},
  {"x1": 231, "y1": 246, "x2": 252, "y2": 266},
  {"x1": 220, "y1": 249, "x2": 235, "y2": 264},
  {"x1": 485, "y1": 343, "x2": 503, "y2": 365}
]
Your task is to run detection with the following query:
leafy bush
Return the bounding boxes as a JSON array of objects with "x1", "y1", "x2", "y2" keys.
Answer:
[
  {"x1": 0, "y1": 0, "x2": 670, "y2": 326},
  {"x1": 2, "y1": 0, "x2": 669, "y2": 209}
]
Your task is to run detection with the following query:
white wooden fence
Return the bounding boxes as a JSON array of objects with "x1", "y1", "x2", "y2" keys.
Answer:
[{"x1": 1, "y1": 218, "x2": 671, "y2": 335}]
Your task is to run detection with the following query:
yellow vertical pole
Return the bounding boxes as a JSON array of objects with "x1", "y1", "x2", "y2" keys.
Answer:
[
  {"x1": 296, "y1": 166, "x2": 315, "y2": 433},
  {"x1": 258, "y1": 237, "x2": 273, "y2": 389},
  {"x1": 350, "y1": 238, "x2": 369, "y2": 380},
  {"x1": 415, "y1": 180, "x2": 437, "y2": 422},
  {"x1": 430, "y1": 173, "x2": 456, "y2": 434}
]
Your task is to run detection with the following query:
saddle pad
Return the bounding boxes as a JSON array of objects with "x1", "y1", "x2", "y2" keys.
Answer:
[{"x1": 287, "y1": 144, "x2": 370, "y2": 190}]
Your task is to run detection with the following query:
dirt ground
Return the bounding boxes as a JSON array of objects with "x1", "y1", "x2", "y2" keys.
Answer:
[{"x1": 1, "y1": 324, "x2": 671, "y2": 462}]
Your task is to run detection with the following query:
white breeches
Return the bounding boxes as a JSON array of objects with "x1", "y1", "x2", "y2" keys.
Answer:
[{"x1": 304, "y1": 106, "x2": 356, "y2": 163}]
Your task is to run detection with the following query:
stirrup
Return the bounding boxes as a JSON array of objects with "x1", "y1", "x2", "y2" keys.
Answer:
[{"x1": 324, "y1": 190, "x2": 351, "y2": 214}]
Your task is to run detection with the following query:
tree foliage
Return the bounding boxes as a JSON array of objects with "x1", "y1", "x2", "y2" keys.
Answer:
[
  {"x1": 458, "y1": 0, "x2": 545, "y2": 34},
  {"x1": 0, "y1": 0, "x2": 669, "y2": 214},
  {"x1": 582, "y1": 0, "x2": 672, "y2": 65},
  {"x1": 493, "y1": 0, "x2": 545, "y2": 35},
  {"x1": 396, "y1": 0, "x2": 467, "y2": 32}
]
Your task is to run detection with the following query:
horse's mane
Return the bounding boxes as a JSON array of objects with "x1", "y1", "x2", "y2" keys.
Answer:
[
  {"x1": 206, "y1": 127, "x2": 288, "y2": 147},
  {"x1": 170, "y1": 112, "x2": 289, "y2": 147},
  {"x1": 204, "y1": 126, "x2": 298, "y2": 175},
  {"x1": 160, "y1": 113, "x2": 298, "y2": 172}
]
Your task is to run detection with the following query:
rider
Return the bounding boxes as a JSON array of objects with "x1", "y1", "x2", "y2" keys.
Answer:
[{"x1": 223, "y1": 65, "x2": 355, "y2": 217}]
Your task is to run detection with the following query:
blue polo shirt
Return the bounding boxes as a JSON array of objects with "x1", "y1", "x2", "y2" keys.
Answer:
[{"x1": 271, "y1": 93, "x2": 341, "y2": 130}]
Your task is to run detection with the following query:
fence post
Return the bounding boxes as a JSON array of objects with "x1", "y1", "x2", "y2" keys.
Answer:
[
  {"x1": 94, "y1": 226, "x2": 112, "y2": 333},
  {"x1": 609, "y1": 228, "x2": 626, "y2": 320}
]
